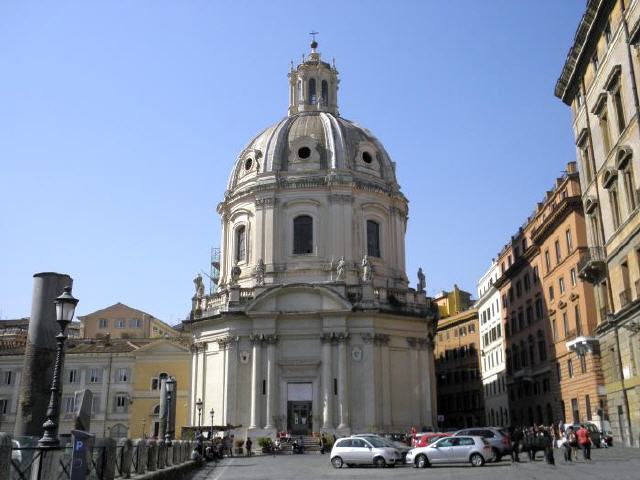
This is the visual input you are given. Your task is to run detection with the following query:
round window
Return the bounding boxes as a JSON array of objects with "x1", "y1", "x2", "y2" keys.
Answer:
[
  {"x1": 298, "y1": 146, "x2": 311, "y2": 159},
  {"x1": 362, "y1": 151, "x2": 373, "y2": 164},
  {"x1": 244, "y1": 158, "x2": 253, "y2": 170}
]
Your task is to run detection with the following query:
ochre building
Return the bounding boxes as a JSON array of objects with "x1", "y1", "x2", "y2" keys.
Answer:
[{"x1": 556, "y1": 0, "x2": 640, "y2": 446}]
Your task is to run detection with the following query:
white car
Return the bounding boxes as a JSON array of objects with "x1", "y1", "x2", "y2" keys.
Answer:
[
  {"x1": 406, "y1": 435, "x2": 493, "y2": 467},
  {"x1": 331, "y1": 436, "x2": 400, "y2": 468}
]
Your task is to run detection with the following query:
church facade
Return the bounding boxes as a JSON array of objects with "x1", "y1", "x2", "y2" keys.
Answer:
[{"x1": 186, "y1": 40, "x2": 438, "y2": 437}]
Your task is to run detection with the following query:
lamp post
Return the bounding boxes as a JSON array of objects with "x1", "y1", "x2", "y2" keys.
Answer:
[
  {"x1": 209, "y1": 408, "x2": 215, "y2": 440},
  {"x1": 164, "y1": 377, "x2": 176, "y2": 446},
  {"x1": 141, "y1": 417, "x2": 147, "y2": 439},
  {"x1": 38, "y1": 286, "x2": 79, "y2": 448},
  {"x1": 195, "y1": 398, "x2": 203, "y2": 434}
]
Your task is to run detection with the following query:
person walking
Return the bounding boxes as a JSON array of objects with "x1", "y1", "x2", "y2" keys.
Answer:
[
  {"x1": 564, "y1": 426, "x2": 576, "y2": 462},
  {"x1": 576, "y1": 425, "x2": 591, "y2": 461},
  {"x1": 511, "y1": 426, "x2": 523, "y2": 463},
  {"x1": 245, "y1": 437, "x2": 253, "y2": 457},
  {"x1": 542, "y1": 426, "x2": 555, "y2": 465},
  {"x1": 320, "y1": 434, "x2": 328, "y2": 454}
]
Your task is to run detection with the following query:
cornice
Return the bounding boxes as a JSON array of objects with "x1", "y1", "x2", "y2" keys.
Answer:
[
  {"x1": 555, "y1": 0, "x2": 617, "y2": 104},
  {"x1": 530, "y1": 196, "x2": 583, "y2": 245}
]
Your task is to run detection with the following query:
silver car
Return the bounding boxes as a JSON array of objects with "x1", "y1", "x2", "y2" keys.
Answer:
[
  {"x1": 352, "y1": 434, "x2": 408, "y2": 461},
  {"x1": 453, "y1": 427, "x2": 511, "y2": 461},
  {"x1": 331, "y1": 436, "x2": 400, "y2": 468},
  {"x1": 405, "y1": 435, "x2": 492, "y2": 467}
]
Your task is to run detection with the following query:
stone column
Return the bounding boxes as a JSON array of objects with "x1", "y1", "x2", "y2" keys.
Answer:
[
  {"x1": 417, "y1": 337, "x2": 435, "y2": 428},
  {"x1": 407, "y1": 337, "x2": 420, "y2": 424},
  {"x1": 321, "y1": 333, "x2": 334, "y2": 429},
  {"x1": 249, "y1": 334, "x2": 263, "y2": 429},
  {"x1": 336, "y1": 333, "x2": 350, "y2": 430},
  {"x1": 378, "y1": 334, "x2": 391, "y2": 429},
  {"x1": 264, "y1": 335, "x2": 278, "y2": 429},
  {"x1": 219, "y1": 336, "x2": 239, "y2": 426},
  {"x1": 14, "y1": 272, "x2": 73, "y2": 437},
  {"x1": 158, "y1": 377, "x2": 168, "y2": 441}
]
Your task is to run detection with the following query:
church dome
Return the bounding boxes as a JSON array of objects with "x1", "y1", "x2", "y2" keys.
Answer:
[
  {"x1": 226, "y1": 42, "x2": 399, "y2": 195},
  {"x1": 216, "y1": 40, "x2": 410, "y2": 290}
]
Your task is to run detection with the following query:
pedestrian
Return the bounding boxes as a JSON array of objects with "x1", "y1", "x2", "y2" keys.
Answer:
[
  {"x1": 511, "y1": 426, "x2": 523, "y2": 463},
  {"x1": 564, "y1": 426, "x2": 576, "y2": 462},
  {"x1": 524, "y1": 427, "x2": 535, "y2": 461},
  {"x1": 576, "y1": 424, "x2": 591, "y2": 461},
  {"x1": 246, "y1": 437, "x2": 253, "y2": 457},
  {"x1": 320, "y1": 434, "x2": 328, "y2": 454},
  {"x1": 543, "y1": 426, "x2": 555, "y2": 465}
]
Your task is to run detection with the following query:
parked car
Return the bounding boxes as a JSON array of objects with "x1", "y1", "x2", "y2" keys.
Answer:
[
  {"x1": 331, "y1": 436, "x2": 401, "y2": 468},
  {"x1": 353, "y1": 434, "x2": 411, "y2": 460},
  {"x1": 571, "y1": 423, "x2": 603, "y2": 448},
  {"x1": 380, "y1": 432, "x2": 410, "y2": 445},
  {"x1": 412, "y1": 432, "x2": 450, "y2": 448},
  {"x1": 406, "y1": 435, "x2": 492, "y2": 467},
  {"x1": 452, "y1": 427, "x2": 510, "y2": 461}
]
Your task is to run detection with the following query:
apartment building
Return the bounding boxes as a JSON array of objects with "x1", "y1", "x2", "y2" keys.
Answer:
[
  {"x1": 477, "y1": 261, "x2": 509, "y2": 427},
  {"x1": 493, "y1": 163, "x2": 605, "y2": 428},
  {"x1": 435, "y1": 306, "x2": 484, "y2": 429},
  {"x1": 556, "y1": 0, "x2": 640, "y2": 446},
  {"x1": 78, "y1": 302, "x2": 178, "y2": 339}
]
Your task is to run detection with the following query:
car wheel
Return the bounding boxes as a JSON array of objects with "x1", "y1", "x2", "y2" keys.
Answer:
[
  {"x1": 415, "y1": 454, "x2": 429, "y2": 468},
  {"x1": 373, "y1": 456, "x2": 386, "y2": 468},
  {"x1": 470, "y1": 453, "x2": 485, "y2": 467},
  {"x1": 331, "y1": 457, "x2": 343, "y2": 469},
  {"x1": 492, "y1": 447, "x2": 502, "y2": 462}
]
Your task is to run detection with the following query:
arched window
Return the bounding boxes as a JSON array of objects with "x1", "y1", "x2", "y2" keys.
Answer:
[
  {"x1": 366, "y1": 220, "x2": 381, "y2": 258},
  {"x1": 293, "y1": 215, "x2": 313, "y2": 254},
  {"x1": 110, "y1": 423, "x2": 128, "y2": 439},
  {"x1": 308, "y1": 78, "x2": 317, "y2": 105},
  {"x1": 321, "y1": 80, "x2": 328, "y2": 105},
  {"x1": 235, "y1": 226, "x2": 246, "y2": 262},
  {"x1": 297, "y1": 80, "x2": 303, "y2": 104}
]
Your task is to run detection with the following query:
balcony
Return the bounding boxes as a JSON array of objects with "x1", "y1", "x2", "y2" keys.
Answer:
[
  {"x1": 578, "y1": 246, "x2": 607, "y2": 280},
  {"x1": 619, "y1": 288, "x2": 632, "y2": 309},
  {"x1": 566, "y1": 335, "x2": 599, "y2": 355},
  {"x1": 512, "y1": 366, "x2": 533, "y2": 382},
  {"x1": 578, "y1": 247, "x2": 607, "y2": 283}
]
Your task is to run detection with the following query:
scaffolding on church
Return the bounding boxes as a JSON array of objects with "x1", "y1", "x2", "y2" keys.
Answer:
[{"x1": 210, "y1": 247, "x2": 220, "y2": 294}]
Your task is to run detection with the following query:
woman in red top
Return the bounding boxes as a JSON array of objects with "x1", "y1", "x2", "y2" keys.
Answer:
[{"x1": 576, "y1": 425, "x2": 591, "y2": 461}]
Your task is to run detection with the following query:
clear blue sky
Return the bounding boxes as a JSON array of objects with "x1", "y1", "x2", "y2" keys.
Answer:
[{"x1": 0, "y1": 1, "x2": 585, "y2": 324}]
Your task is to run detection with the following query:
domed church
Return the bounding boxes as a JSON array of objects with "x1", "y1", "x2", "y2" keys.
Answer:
[{"x1": 187, "y1": 40, "x2": 438, "y2": 437}]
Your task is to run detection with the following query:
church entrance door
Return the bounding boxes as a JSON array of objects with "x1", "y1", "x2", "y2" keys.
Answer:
[{"x1": 287, "y1": 401, "x2": 312, "y2": 435}]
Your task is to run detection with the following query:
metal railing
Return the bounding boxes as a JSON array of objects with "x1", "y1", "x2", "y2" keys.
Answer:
[{"x1": 8, "y1": 436, "x2": 196, "y2": 480}]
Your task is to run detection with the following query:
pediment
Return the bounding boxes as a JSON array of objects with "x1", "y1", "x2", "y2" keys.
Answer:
[
  {"x1": 245, "y1": 283, "x2": 353, "y2": 314},
  {"x1": 134, "y1": 339, "x2": 190, "y2": 355}
]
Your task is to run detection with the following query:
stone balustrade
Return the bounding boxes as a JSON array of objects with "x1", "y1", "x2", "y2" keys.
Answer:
[
  {"x1": 193, "y1": 282, "x2": 436, "y2": 320},
  {"x1": 2, "y1": 432, "x2": 199, "y2": 480}
]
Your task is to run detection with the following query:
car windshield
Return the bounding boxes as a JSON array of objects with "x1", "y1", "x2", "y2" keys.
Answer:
[{"x1": 366, "y1": 437, "x2": 387, "y2": 448}]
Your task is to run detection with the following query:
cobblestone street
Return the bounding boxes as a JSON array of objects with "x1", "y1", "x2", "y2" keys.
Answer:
[{"x1": 193, "y1": 447, "x2": 640, "y2": 480}]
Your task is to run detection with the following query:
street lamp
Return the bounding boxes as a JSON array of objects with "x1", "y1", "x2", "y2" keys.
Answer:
[
  {"x1": 195, "y1": 398, "x2": 203, "y2": 434},
  {"x1": 209, "y1": 408, "x2": 215, "y2": 440},
  {"x1": 141, "y1": 417, "x2": 147, "y2": 439},
  {"x1": 38, "y1": 286, "x2": 79, "y2": 448},
  {"x1": 165, "y1": 377, "x2": 176, "y2": 446}
]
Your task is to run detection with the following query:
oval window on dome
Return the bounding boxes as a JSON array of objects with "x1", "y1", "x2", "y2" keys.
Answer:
[
  {"x1": 362, "y1": 151, "x2": 373, "y2": 164},
  {"x1": 298, "y1": 146, "x2": 311, "y2": 159},
  {"x1": 244, "y1": 158, "x2": 253, "y2": 170}
]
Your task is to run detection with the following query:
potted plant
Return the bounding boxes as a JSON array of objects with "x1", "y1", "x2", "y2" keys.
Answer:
[
  {"x1": 235, "y1": 439, "x2": 244, "y2": 455},
  {"x1": 257, "y1": 436, "x2": 272, "y2": 453}
]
